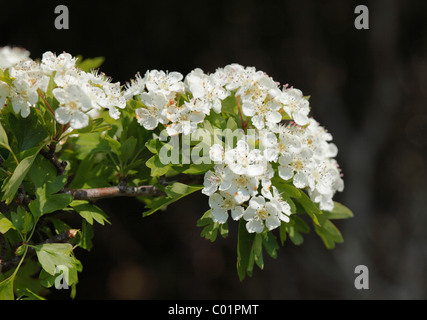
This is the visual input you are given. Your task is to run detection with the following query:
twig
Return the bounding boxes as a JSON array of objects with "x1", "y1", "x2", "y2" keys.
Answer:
[
  {"x1": 63, "y1": 185, "x2": 165, "y2": 201},
  {"x1": 0, "y1": 229, "x2": 78, "y2": 274},
  {"x1": 37, "y1": 89, "x2": 55, "y2": 116},
  {"x1": 40, "y1": 145, "x2": 67, "y2": 176}
]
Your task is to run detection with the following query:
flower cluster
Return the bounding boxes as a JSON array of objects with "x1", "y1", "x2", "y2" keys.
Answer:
[
  {"x1": 126, "y1": 63, "x2": 344, "y2": 233},
  {"x1": 0, "y1": 47, "x2": 125, "y2": 129}
]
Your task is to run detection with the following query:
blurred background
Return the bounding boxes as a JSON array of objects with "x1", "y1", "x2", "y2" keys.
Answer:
[{"x1": 1, "y1": 0, "x2": 427, "y2": 299}]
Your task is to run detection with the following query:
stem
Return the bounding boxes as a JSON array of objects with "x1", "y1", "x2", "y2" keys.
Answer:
[
  {"x1": 63, "y1": 185, "x2": 165, "y2": 201},
  {"x1": 236, "y1": 95, "x2": 247, "y2": 131},
  {"x1": 37, "y1": 89, "x2": 55, "y2": 116}
]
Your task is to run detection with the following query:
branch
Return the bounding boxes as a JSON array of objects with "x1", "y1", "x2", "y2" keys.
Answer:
[
  {"x1": 40, "y1": 145, "x2": 67, "y2": 176},
  {"x1": 63, "y1": 185, "x2": 165, "y2": 201},
  {"x1": 0, "y1": 229, "x2": 78, "y2": 274}
]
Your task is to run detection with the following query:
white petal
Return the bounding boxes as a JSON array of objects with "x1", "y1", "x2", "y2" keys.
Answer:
[
  {"x1": 55, "y1": 107, "x2": 71, "y2": 125},
  {"x1": 293, "y1": 111, "x2": 309, "y2": 126},
  {"x1": 265, "y1": 110, "x2": 282, "y2": 124},
  {"x1": 265, "y1": 215, "x2": 281, "y2": 231},
  {"x1": 208, "y1": 193, "x2": 223, "y2": 209},
  {"x1": 231, "y1": 206, "x2": 245, "y2": 221},
  {"x1": 70, "y1": 111, "x2": 89, "y2": 129},
  {"x1": 212, "y1": 207, "x2": 228, "y2": 224},
  {"x1": 278, "y1": 166, "x2": 294, "y2": 180},
  {"x1": 293, "y1": 172, "x2": 309, "y2": 188},
  {"x1": 246, "y1": 219, "x2": 264, "y2": 233},
  {"x1": 249, "y1": 196, "x2": 265, "y2": 210}
]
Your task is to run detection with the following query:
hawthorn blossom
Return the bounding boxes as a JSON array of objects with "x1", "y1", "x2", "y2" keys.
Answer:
[
  {"x1": 185, "y1": 68, "x2": 230, "y2": 113},
  {"x1": 279, "y1": 88, "x2": 310, "y2": 126},
  {"x1": 53, "y1": 84, "x2": 92, "y2": 129},
  {"x1": 166, "y1": 100, "x2": 205, "y2": 136},
  {"x1": 135, "y1": 91, "x2": 169, "y2": 130},
  {"x1": 243, "y1": 196, "x2": 288, "y2": 233},
  {"x1": 224, "y1": 140, "x2": 267, "y2": 177},
  {"x1": 220, "y1": 168, "x2": 259, "y2": 204},
  {"x1": 98, "y1": 82, "x2": 126, "y2": 120},
  {"x1": 0, "y1": 46, "x2": 31, "y2": 70},
  {"x1": 10, "y1": 78, "x2": 39, "y2": 118},
  {"x1": 41, "y1": 51, "x2": 77, "y2": 76},
  {"x1": 202, "y1": 165, "x2": 228, "y2": 196},
  {"x1": 208, "y1": 191, "x2": 245, "y2": 223},
  {"x1": 124, "y1": 72, "x2": 146, "y2": 99},
  {"x1": 278, "y1": 148, "x2": 313, "y2": 188},
  {"x1": 144, "y1": 70, "x2": 185, "y2": 97}
]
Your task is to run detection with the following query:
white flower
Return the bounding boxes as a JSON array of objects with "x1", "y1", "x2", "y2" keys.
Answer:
[
  {"x1": 124, "y1": 72, "x2": 146, "y2": 99},
  {"x1": 262, "y1": 186, "x2": 292, "y2": 223},
  {"x1": 261, "y1": 125, "x2": 302, "y2": 162},
  {"x1": 10, "y1": 78, "x2": 38, "y2": 118},
  {"x1": 279, "y1": 88, "x2": 310, "y2": 126},
  {"x1": 98, "y1": 82, "x2": 126, "y2": 120},
  {"x1": 9, "y1": 60, "x2": 50, "y2": 93},
  {"x1": 185, "y1": 68, "x2": 229, "y2": 113},
  {"x1": 41, "y1": 51, "x2": 77, "y2": 76},
  {"x1": 202, "y1": 165, "x2": 228, "y2": 196},
  {"x1": 237, "y1": 73, "x2": 275, "y2": 117},
  {"x1": 243, "y1": 196, "x2": 285, "y2": 233},
  {"x1": 208, "y1": 191, "x2": 245, "y2": 223},
  {"x1": 249, "y1": 99, "x2": 283, "y2": 130},
  {"x1": 53, "y1": 84, "x2": 92, "y2": 129},
  {"x1": 278, "y1": 148, "x2": 313, "y2": 188},
  {"x1": 135, "y1": 91, "x2": 169, "y2": 130},
  {"x1": 224, "y1": 140, "x2": 267, "y2": 177},
  {"x1": 209, "y1": 144, "x2": 224, "y2": 163},
  {"x1": 220, "y1": 168, "x2": 259, "y2": 204},
  {"x1": 145, "y1": 70, "x2": 184, "y2": 97},
  {"x1": 0, "y1": 46, "x2": 31, "y2": 70},
  {"x1": 166, "y1": 100, "x2": 205, "y2": 136}
]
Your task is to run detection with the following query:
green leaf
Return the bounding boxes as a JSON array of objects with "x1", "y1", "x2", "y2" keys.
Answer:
[
  {"x1": 10, "y1": 207, "x2": 32, "y2": 234},
  {"x1": 287, "y1": 225, "x2": 304, "y2": 245},
  {"x1": 251, "y1": 233, "x2": 264, "y2": 271},
  {"x1": 76, "y1": 56, "x2": 105, "y2": 72},
  {"x1": 70, "y1": 200, "x2": 110, "y2": 225},
  {"x1": 0, "y1": 122, "x2": 11, "y2": 152},
  {"x1": 29, "y1": 186, "x2": 73, "y2": 220},
  {"x1": 314, "y1": 220, "x2": 344, "y2": 250},
  {"x1": 197, "y1": 209, "x2": 228, "y2": 242},
  {"x1": 120, "y1": 136, "x2": 137, "y2": 164},
  {"x1": 0, "y1": 276, "x2": 15, "y2": 300},
  {"x1": 143, "y1": 183, "x2": 203, "y2": 216},
  {"x1": 236, "y1": 220, "x2": 255, "y2": 281},
  {"x1": 262, "y1": 232, "x2": 279, "y2": 259},
  {"x1": 146, "y1": 154, "x2": 171, "y2": 177},
  {"x1": 78, "y1": 220, "x2": 94, "y2": 251},
  {"x1": 7, "y1": 112, "x2": 48, "y2": 152},
  {"x1": 29, "y1": 155, "x2": 57, "y2": 188},
  {"x1": 1, "y1": 145, "x2": 44, "y2": 205},
  {"x1": 324, "y1": 202, "x2": 354, "y2": 220},
  {"x1": 34, "y1": 243, "x2": 74, "y2": 275},
  {"x1": 273, "y1": 179, "x2": 322, "y2": 227},
  {"x1": 0, "y1": 212, "x2": 15, "y2": 234}
]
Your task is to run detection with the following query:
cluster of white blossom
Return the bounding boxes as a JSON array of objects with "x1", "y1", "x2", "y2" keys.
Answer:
[
  {"x1": 205, "y1": 65, "x2": 343, "y2": 232},
  {"x1": 126, "y1": 63, "x2": 344, "y2": 233},
  {"x1": 0, "y1": 47, "x2": 125, "y2": 129},
  {"x1": 126, "y1": 67, "x2": 230, "y2": 136}
]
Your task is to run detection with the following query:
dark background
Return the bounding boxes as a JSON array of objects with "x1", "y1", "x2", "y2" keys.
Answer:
[{"x1": 2, "y1": 0, "x2": 427, "y2": 299}]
